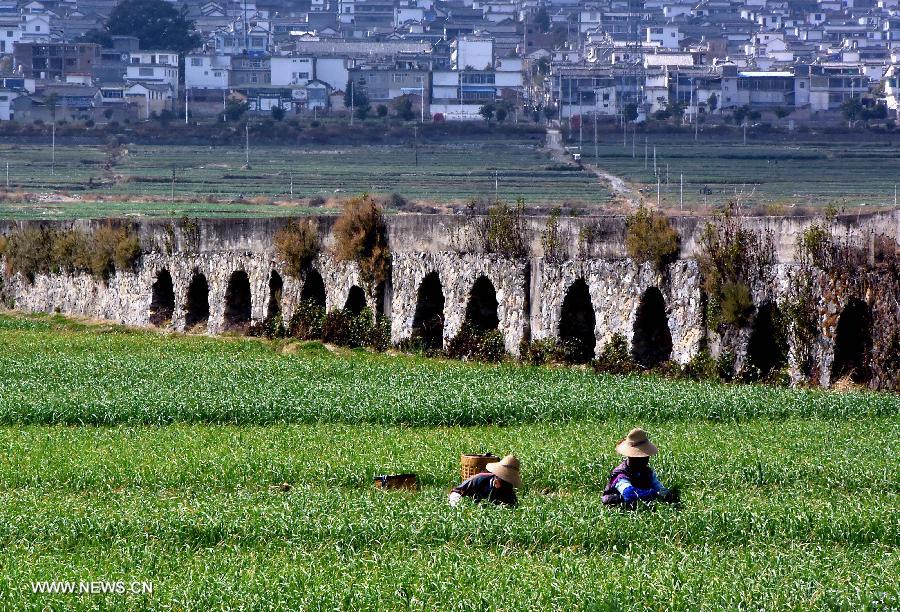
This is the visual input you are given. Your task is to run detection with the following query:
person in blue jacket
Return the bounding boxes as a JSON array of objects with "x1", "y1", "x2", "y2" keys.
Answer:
[{"x1": 602, "y1": 428, "x2": 677, "y2": 507}]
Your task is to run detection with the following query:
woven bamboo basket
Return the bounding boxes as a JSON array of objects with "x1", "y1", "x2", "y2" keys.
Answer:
[
  {"x1": 373, "y1": 473, "x2": 419, "y2": 490},
  {"x1": 460, "y1": 453, "x2": 499, "y2": 481}
]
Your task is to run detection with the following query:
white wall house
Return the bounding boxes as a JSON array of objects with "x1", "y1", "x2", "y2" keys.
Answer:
[
  {"x1": 453, "y1": 37, "x2": 493, "y2": 70},
  {"x1": 186, "y1": 54, "x2": 231, "y2": 89},
  {"x1": 270, "y1": 56, "x2": 313, "y2": 86},
  {"x1": 0, "y1": 18, "x2": 21, "y2": 54},
  {"x1": 125, "y1": 51, "x2": 179, "y2": 97}
]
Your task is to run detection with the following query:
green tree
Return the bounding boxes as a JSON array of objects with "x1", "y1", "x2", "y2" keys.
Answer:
[
  {"x1": 271, "y1": 105, "x2": 285, "y2": 121},
  {"x1": 841, "y1": 98, "x2": 863, "y2": 122},
  {"x1": 354, "y1": 103, "x2": 371, "y2": 121},
  {"x1": 623, "y1": 103, "x2": 638, "y2": 122},
  {"x1": 344, "y1": 80, "x2": 368, "y2": 109},
  {"x1": 479, "y1": 103, "x2": 495, "y2": 121},
  {"x1": 224, "y1": 98, "x2": 248, "y2": 122},
  {"x1": 495, "y1": 106, "x2": 508, "y2": 122},
  {"x1": 733, "y1": 105, "x2": 750, "y2": 125},
  {"x1": 707, "y1": 93, "x2": 718, "y2": 113},
  {"x1": 376, "y1": 104, "x2": 388, "y2": 118},
  {"x1": 393, "y1": 95, "x2": 415, "y2": 121},
  {"x1": 105, "y1": 0, "x2": 200, "y2": 53}
]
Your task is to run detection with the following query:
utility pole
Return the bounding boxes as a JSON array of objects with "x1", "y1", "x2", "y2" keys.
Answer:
[
  {"x1": 171, "y1": 168, "x2": 175, "y2": 202},
  {"x1": 350, "y1": 80, "x2": 354, "y2": 126},
  {"x1": 494, "y1": 170, "x2": 499, "y2": 200},
  {"x1": 657, "y1": 175, "x2": 661, "y2": 208},
  {"x1": 290, "y1": 173, "x2": 294, "y2": 200},
  {"x1": 743, "y1": 121, "x2": 747, "y2": 145},
  {"x1": 5, "y1": 161, "x2": 8, "y2": 189},
  {"x1": 622, "y1": 116, "x2": 626, "y2": 148},
  {"x1": 414, "y1": 125, "x2": 418, "y2": 167},
  {"x1": 644, "y1": 137, "x2": 648, "y2": 170},
  {"x1": 653, "y1": 145, "x2": 657, "y2": 176},
  {"x1": 51, "y1": 123, "x2": 55, "y2": 176},
  {"x1": 680, "y1": 173, "x2": 683, "y2": 210},
  {"x1": 185, "y1": 87, "x2": 189, "y2": 124},
  {"x1": 579, "y1": 113, "x2": 583, "y2": 150},
  {"x1": 593, "y1": 113, "x2": 598, "y2": 160},
  {"x1": 244, "y1": 123, "x2": 251, "y2": 169}
]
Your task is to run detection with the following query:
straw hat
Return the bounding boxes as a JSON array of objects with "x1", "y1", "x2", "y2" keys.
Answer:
[
  {"x1": 615, "y1": 428, "x2": 659, "y2": 457},
  {"x1": 486, "y1": 454, "x2": 522, "y2": 488}
]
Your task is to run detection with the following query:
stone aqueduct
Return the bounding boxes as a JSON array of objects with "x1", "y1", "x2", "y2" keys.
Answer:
[{"x1": 1, "y1": 212, "x2": 897, "y2": 390}]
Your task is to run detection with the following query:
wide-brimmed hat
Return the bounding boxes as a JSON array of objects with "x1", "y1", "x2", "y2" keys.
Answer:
[
  {"x1": 486, "y1": 454, "x2": 522, "y2": 488},
  {"x1": 615, "y1": 428, "x2": 659, "y2": 457}
]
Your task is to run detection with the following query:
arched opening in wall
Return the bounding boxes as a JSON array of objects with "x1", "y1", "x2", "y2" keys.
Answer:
[
  {"x1": 745, "y1": 301, "x2": 788, "y2": 381},
  {"x1": 300, "y1": 269, "x2": 326, "y2": 308},
  {"x1": 412, "y1": 271, "x2": 445, "y2": 350},
  {"x1": 266, "y1": 270, "x2": 283, "y2": 321},
  {"x1": 184, "y1": 271, "x2": 210, "y2": 329},
  {"x1": 223, "y1": 270, "x2": 252, "y2": 331},
  {"x1": 631, "y1": 286, "x2": 672, "y2": 368},
  {"x1": 344, "y1": 285, "x2": 366, "y2": 315},
  {"x1": 831, "y1": 298, "x2": 873, "y2": 384},
  {"x1": 464, "y1": 276, "x2": 499, "y2": 332},
  {"x1": 558, "y1": 278, "x2": 596, "y2": 363},
  {"x1": 149, "y1": 269, "x2": 175, "y2": 327}
]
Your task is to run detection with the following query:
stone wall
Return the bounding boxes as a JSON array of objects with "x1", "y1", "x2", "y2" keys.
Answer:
[
  {"x1": 391, "y1": 252, "x2": 529, "y2": 354},
  {"x1": 0, "y1": 214, "x2": 897, "y2": 390},
  {"x1": 531, "y1": 259, "x2": 704, "y2": 364}
]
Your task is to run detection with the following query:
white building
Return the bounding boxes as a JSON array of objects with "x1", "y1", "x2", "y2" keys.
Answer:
[
  {"x1": 453, "y1": 37, "x2": 493, "y2": 70},
  {"x1": 125, "y1": 51, "x2": 179, "y2": 98},
  {"x1": 270, "y1": 56, "x2": 314, "y2": 86},
  {"x1": 186, "y1": 53, "x2": 231, "y2": 89}
]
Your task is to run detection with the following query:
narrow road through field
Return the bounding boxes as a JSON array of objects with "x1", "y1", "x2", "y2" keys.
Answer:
[{"x1": 546, "y1": 129, "x2": 644, "y2": 209}]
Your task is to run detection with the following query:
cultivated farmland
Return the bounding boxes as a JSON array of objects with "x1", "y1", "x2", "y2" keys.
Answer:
[
  {"x1": 579, "y1": 133, "x2": 900, "y2": 210},
  {"x1": 0, "y1": 313, "x2": 897, "y2": 609},
  {"x1": 0, "y1": 140, "x2": 606, "y2": 219}
]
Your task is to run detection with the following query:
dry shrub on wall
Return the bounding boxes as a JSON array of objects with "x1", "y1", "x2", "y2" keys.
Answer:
[
  {"x1": 625, "y1": 207, "x2": 681, "y2": 272},
  {"x1": 274, "y1": 218, "x2": 320, "y2": 278},
  {"x1": 90, "y1": 225, "x2": 142, "y2": 280},
  {"x1": 332, "y1": 195, "x2": 391, "y2": 289},
  {"x1": 2, "y1": 224, "x2": 141, "y2": 283},
  {"x1": 697, "y1": 204, "x2": 775, "y2": 329},
  {"x1": 3, "y1": 227, "x2": 54, "y2": 281},
  {"x1": 473, "y1": 198, "x2": 528, "y2": 259},
  {"x1": 0, "y1": 234, "x2": 7, "y2": 257}
]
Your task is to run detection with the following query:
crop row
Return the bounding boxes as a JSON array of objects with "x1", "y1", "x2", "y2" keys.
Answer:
[
  {"x1": 2, "y1": 540, "x2": 894, "y2": 610},
  {"x1": 0, "y1": 485, "x2": 896, "y2": 551},
  {"x1": 0, "y1": 315, "x2": 895, "y2": 425},
  {"x1": 0, "y1": 420, "x2": 896, "y2": 493}
]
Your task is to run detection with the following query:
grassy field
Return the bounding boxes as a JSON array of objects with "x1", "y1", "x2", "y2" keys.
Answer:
[
  {"x1": 0, "y1": 140, "x2": 606, "y2": 219},
  {"x1": 0, "y1": 312, "x2": 897, "y2": 609},
  {"x1": 577, "y1": 133, "x2": 900, "y2": 211}
]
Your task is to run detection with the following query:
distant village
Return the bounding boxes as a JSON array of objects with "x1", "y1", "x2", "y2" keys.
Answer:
[{"x1": 2, "y1": 0, "x2": 900, "y2": 125}]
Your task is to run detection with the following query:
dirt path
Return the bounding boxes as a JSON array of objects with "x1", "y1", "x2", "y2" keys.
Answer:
[{"x1": 546, "y1": 129, "x2": 644, "y2": 208}]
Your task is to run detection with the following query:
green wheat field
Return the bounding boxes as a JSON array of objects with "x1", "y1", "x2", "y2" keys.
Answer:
[{"x1": 0, "y1": 313, "x2": 897, "y2": 609}]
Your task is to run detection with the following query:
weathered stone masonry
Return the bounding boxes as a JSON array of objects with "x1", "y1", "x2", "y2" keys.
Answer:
[{"x1": 0, "y1": 212, "x2": 897, "y2": 390}]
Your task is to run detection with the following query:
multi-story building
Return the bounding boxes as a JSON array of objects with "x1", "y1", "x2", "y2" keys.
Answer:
[
  {"x1": 124, "y1": 50, "x2": 180, "y2": 99},
  {"x1": 13, "y1": 42, "x2": 99, "y2": 80}
]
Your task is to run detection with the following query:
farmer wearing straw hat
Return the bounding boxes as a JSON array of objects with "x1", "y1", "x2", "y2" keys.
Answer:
[
  {"x1": 448, "y1": 455, "x2": 521, "y2": 507},
  {"x1": 602, "y1": 428, "x2": 676, "y2": 507}
]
